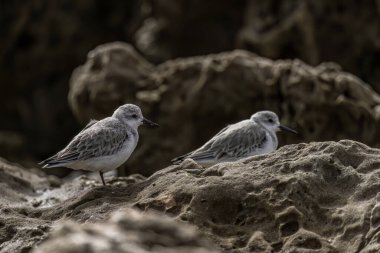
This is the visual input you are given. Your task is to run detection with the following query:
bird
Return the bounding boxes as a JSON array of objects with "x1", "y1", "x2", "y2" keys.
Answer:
[
  {"x1": 39, "y1": 104, "x2": 159, "y2": 185},
  {"x1": 171, "y1": 111, "x2": 297, "y2": 167}
]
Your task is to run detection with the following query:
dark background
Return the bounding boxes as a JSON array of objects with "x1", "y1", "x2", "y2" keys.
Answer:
[{"x1": 1, "y1": 0, "x2": 379, "y2": 174}]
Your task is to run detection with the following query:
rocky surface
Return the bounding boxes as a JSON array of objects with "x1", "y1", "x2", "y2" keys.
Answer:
[
  {"x1": 236, "y1": 0, "x2": 380, "y2": 91},
  {"x1": 33, "y1": 208, "x2": 219, "y2": 253},
  {"x1": 136, "y1": 0, "x2": 380, "y2": 91},
  {"x1": 69, "y1": 42, "x2": 380, "y2": 175},
  {"x1": 3, "y1": 2, "x2": 380, "y2": 252},
  {"x1": 1, "y1": 140, "x2": 380, "y2": 252}
]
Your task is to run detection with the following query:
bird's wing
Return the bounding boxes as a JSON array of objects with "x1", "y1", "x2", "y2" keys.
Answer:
[
  {"x1": 171, "y1": 124, "x2": 232, "y2": 164},
  {"x1": 79, "y1": 119, "x2": 98, "y2": 133},
  {"x1": 39, "y1": 119, "x2": 99, "y2": 166},
  {"x1": 189, "y1": 121, "x2": 267, "y2": 161},
  {"x1": 40, "y1": 119, "x2": 128, "y2": 167}
]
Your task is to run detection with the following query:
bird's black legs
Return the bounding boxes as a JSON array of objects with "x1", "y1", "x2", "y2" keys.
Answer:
[{"x1": 99, "y1": 171, "x2": 106, "y2": 186}]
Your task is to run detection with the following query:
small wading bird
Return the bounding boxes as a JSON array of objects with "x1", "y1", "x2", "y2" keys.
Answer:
[
  {"x1": 172, "y1": 111, "x2": 297, "y2": 167},
  {"x1": 40, "y1": 104, "x2": 159, "y2": 185}
]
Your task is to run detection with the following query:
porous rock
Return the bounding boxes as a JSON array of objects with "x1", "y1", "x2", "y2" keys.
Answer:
[
  {"x1": 69, "y1": 42, "x2": 155, "y2": 123},
  {"x1": 33, "y1": 208, "x2": 219, "y2": 253},
  {"x1": 69, "y1": 42, "x2": 380, "y2": 175},
  {"x1": 1, "y1": 140, "x2": 380, "y2": 252}
]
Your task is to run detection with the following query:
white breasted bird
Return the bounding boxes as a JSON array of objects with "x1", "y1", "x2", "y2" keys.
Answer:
[
  {"x1": 172, "y1": 111, "x2": 297, "y2": 167},
  {"x1": 40, "y1": 104, "x2": 159, "y2": 185}
]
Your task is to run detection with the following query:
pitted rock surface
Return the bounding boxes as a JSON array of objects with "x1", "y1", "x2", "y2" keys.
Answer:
[
  {"x1": 32, "y1": 208, "x2": 219, "y2": 253},
  {"x1": 1, "y1": 140, "x2": 380, "y2": 252}
]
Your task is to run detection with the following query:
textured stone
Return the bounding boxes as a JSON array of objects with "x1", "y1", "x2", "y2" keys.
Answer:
[
  {"x1": 33, "y1": 208, "x2": 219, "y2": 253},
  {"x1": 136, "y1": 0, "x2": 380, "y2": 91},
  {"x1": 237, "y1": 0, "x2": 380, "y2": 92},
  {"x1": 69, "y1": 42, "x2": 155, "y2": 123},
  {"x1": 1, "y1": 140, "x2": 380, "y2": 252}
]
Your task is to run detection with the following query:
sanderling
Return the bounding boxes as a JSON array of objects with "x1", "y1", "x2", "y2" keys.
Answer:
[
  {"x1": 172, "y1": 111, "x2": 297, "y2": 167},
  {"x1": 40, "y1": 104, "x2": 159, "y2": 185}
]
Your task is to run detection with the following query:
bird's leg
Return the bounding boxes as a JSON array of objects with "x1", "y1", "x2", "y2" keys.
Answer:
[{"x1": 99, "y1": 171, "x2": 106, "y2": 186}]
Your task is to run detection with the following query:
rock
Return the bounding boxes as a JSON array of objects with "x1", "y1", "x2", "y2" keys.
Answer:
[
  {"x1": 1, "y1": 140, "x2": 380, "y2": 252},
  {"x1": 0, "y1": 158, "x2": 56, "y2": 203},
  {"x1": 69, "y1": 42, "x2": 155, "y2": 124},
  {"x1": 236, "y1": 0, "x2": 380, "y2": 92},
  {"x1": 32, "y1": 208, "x2": 220, "y2": 253},
  {"x1": 0, "y1": 158, "x2": 57, "y2": 253},
  {"x1": 136, "y1": 0, "x2": 380, "y2": 92},
  {"x1": 69, "y1": 42, "x2": 380, "y2": 175}
]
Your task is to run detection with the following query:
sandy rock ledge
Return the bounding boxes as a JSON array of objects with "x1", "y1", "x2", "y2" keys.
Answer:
[{"x1": 1, "y1": 140, "x2": 380, "y2": 253}]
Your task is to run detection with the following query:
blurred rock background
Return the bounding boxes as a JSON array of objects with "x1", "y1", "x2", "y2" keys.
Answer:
[{"x1": 1, "y1": 0, "x2": 379, "y2": 175}]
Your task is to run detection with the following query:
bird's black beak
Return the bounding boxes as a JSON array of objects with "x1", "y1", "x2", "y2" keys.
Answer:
[
  {"x1": 142, "y1": 117, "x2": 159, "y2": 128},
  {"x1": 279, "y1": 125, "x2": 298, "y2": 134}
]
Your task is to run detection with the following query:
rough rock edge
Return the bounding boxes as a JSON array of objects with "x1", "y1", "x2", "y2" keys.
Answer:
[{"x1": 2, "y1": 140, "x2": 380, "y2": 252}]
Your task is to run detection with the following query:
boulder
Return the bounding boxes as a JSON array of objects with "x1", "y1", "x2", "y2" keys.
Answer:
[
  {"x1": 236, "y1": 0, "x2": 380, "y2": 92},
  {"x1": 136, "y1": 0, "x2": 380, "y2": 91},
  {"x1": 33, "y1": 208, "x2": 219, "y2": 253},
  {"x1": 1, "y1": 140, "x2": 380, "y2": 252}
]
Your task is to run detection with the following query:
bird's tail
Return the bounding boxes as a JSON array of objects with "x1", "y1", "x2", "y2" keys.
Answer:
[
  {"x1": 171, "y1": 151, "x2": 194, "y2": 165},
  {"x1": 38, "y1": 154, "x2": 63, "y2": 168},
  {"x1": 171, "y1": 156, "x2": 185, "y2": 165},
  {"x1": 39, "y1": 162, "x2": 64, "y2": 169},
  {"x1": 39, "y1": 151, "x2": 80, "y2": 168}
]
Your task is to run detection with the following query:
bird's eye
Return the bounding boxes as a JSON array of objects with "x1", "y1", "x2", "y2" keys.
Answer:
[
  {"x1": 268, "y1": 119, "x2": 274, "y2": 123},
  {"x1": 132, "y1": 114, "x2": 138, "y2": 118}
]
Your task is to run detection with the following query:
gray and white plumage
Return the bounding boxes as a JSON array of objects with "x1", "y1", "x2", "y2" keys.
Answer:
[
  {"x1": 40, "y1": 104, "x2": 159, "y2": 185},
  {"x1": 172, "y1": 111, "x2": 297, "y2": 167}
]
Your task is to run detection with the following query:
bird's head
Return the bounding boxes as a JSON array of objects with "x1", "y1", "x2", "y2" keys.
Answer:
[
  {"x1": 113, "y1": 104, "x2": 159, "y2": 128},
  {"x1": 250, "y1": 111, "x2": 297, "y2": 134}
]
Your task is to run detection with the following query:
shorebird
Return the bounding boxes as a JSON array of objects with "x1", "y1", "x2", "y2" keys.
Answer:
[
  {"x1": 172, "y1": 111, "x2": 297, "y2": 167},
  {"x1": 40, "y1": 104, "x2": 159, "y2": 185}
]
